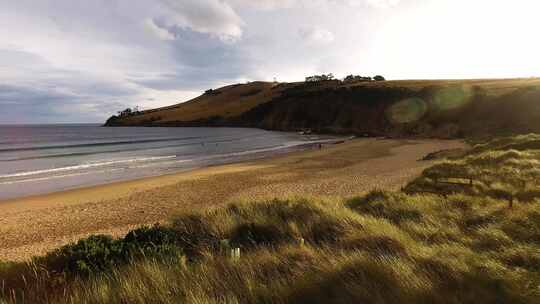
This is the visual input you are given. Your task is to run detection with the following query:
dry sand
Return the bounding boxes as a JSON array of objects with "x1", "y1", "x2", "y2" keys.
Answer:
[{"x1": 0, "y1": 138, "x2": 466, "y2": 261}]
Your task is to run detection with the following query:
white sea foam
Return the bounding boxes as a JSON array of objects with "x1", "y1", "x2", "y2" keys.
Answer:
[
  {"x1": 0, "y1": 140, "x2": 338, "y2": 181},
  {"x1": 0, "y1": 169, "x2": 124, "y2": 185},
  {"x1": 0, "y1": 155, "x2": 177, "y2": 179}
]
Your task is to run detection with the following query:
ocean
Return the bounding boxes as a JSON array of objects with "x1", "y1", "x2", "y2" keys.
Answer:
[{"x1": 0, "y1": 125, "x2": 337, "y2": 200}]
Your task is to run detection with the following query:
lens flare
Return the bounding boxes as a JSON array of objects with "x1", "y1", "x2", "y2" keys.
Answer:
[
  {"x1": 432, "y1": 85, "x2": 472, "y2": 111},
  {"x1": 387, "y1": 97, "x2": 427, "y2": 124}
]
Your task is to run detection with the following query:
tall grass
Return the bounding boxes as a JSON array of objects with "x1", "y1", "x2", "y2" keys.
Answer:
[
  {"x1": 406, "y1": 134, "x2": 540, "y2": 206},
  {"x1": 1, "y1": 134, "x2": 540, "y2": 303}
]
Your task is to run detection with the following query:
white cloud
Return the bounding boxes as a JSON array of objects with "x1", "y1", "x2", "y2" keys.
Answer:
[
  {"x1": 299, "y1": 27, "x2": 335, "y2": 44},
  {"x1": 157, "y1": 0, "x2": 244, "y2": 41},
  {"x1": 144, "y1": 18, "x2": 176, "y2": 41}
]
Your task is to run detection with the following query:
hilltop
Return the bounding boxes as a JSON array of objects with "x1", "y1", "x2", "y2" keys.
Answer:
[{"x1": 105, "y1": 78, "x2": 540, "y2": 138}]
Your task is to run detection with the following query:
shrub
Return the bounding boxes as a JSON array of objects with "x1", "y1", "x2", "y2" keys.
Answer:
[
  {"x1": 42, "y1": 235, "x2": 124, "y2": 275},
  {"x1": 123, "y1": 226, "x2": 185, "y2": 259},
  {"x1": 38, "y1": 226, "x2": 186, "y2": 276}
]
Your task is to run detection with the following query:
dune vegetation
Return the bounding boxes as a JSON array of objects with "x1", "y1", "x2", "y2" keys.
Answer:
[{"x1": 0, "y1": 134, "x2": 539, "y2": 303}]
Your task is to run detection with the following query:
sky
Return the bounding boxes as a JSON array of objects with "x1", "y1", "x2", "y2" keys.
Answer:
[{"x1": 1, "y1": 0, "x2": 539, "y2": 123}]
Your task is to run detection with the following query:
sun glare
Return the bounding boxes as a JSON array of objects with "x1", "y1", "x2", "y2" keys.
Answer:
[{"x1": 373, "y1": 0, "x2": 540, "y2": 79}]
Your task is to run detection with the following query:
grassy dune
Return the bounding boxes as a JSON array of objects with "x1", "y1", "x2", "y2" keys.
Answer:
[{"x1": 1, "y1": 135, "x2": 539, "y2": 303}]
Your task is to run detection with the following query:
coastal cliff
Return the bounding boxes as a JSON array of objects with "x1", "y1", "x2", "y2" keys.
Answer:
[{"x1": 105, "y1": 78, "x2": 540, "y2": 138}]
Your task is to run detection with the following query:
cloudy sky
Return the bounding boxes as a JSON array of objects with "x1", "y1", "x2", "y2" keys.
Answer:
[{"x1": 1, "y1": 0, "x2": 539, "y2": 123}]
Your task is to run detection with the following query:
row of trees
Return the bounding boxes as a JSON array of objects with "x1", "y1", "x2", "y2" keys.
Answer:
[
  {"x1": 305, "y1": 73, "x2": 335, "y2": 82},
  {"x1": 305, "y1": 73, "x2": 386, "y2": 83},
  {"x1": 344, "y1": 75, "x2": 386, "y2": 82},
  {"x1": 117, "y1": 106, "x2": 141, "y2": 118}
]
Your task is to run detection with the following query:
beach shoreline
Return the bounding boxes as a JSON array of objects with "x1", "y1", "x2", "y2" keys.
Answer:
[
  {"x1": 0, "y1": 126, "x2": 338, "y2": 201},
  {"x1": 0, "y1": 138, "x2": 467, "y2": 261},
  {"x1": 0, "y1": 139, "x2": 330, "y2": 207}
]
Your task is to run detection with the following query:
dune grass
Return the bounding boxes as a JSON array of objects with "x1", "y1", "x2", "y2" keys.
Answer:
[
  {"x1": 406, "y1": 134, "x2": 540, "y2": 206},
  {"x1": 1, "y1": 134, "x2": 540, "y2": 303}
]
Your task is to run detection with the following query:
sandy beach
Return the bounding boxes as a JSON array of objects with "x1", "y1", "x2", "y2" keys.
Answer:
[{"x1": 0, "y1": 138, "x2": 466, "y2": 261}]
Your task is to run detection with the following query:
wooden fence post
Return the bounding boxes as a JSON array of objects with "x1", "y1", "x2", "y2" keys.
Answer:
[{"x1": 231, "y1": 248, "x2": 241, "y2": 261}]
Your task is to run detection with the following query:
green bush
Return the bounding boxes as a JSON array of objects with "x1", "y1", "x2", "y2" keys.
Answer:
[
  {"x1": 38, "y1": 226, "x2": 185, "y2": 276},
  {"x1": 42, "y1": 235, "x2": 124, "y2": 275},
  {"x1": 124, "y1": 225, "x2": 183, "y2": 254}
]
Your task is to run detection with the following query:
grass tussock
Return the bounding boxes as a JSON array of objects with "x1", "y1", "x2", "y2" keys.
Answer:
[
  {"x1": 1, "y1": 134, "x2": 540, "y2": 303},
  {"x1": 406, "y1": 134, "x2": 540, "y2": 206}
]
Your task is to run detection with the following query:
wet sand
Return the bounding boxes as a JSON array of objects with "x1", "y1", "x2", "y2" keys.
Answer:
[{"x1": 0, "y1": 138, "x2": 466, "y2": 261}]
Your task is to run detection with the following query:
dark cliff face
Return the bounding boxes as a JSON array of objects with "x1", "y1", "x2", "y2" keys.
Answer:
[
  {"x1": 104, "y1": 115, "x2": 121, "y2": 126},
  {"x1": 104, "y1": 115, "x2": 164, "y2": 127},
  {"x1": 105, "y1": 83, "x2": 540, "y2": 139},
  {"x1": 104, "y1": 85, "x2": 420, "y2": 132},
  {"x1": 234, "y1": 85, "x2": 423, "y2": 135}
]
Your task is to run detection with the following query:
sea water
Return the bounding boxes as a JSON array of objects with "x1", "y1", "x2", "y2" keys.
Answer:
[{"x1": 0, "y1": 125, "x2": 335, "y2": 200}]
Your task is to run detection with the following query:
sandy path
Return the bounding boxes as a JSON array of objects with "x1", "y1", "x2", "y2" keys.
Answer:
[{"x1": 0, "y1": 138, "x2": 466, "y2": 261}]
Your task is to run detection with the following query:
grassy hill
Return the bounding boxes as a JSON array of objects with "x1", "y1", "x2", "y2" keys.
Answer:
[
  {"x1": 107, "y1": 81, "x2": 285, "y2": 125},
  {"x1": 105, "y1": 78, "x2": 540, "y2": 138},
  {"x1": 1, "y1": 134, "x2": 540, "y2": 303}
]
